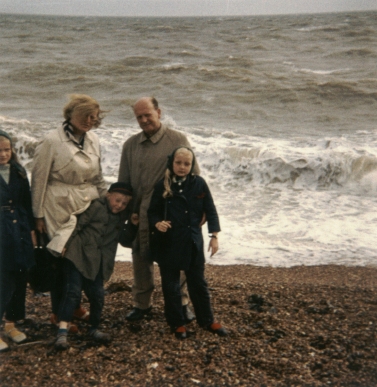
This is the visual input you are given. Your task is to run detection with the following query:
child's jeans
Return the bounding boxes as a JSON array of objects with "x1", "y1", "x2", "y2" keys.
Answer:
[{"x1": 58, "y1": 259, "x2": 104, "y2": 329}]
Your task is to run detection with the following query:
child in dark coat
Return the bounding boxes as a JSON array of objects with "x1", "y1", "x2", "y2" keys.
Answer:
[
  {"x1": 148, "y1": 147, "x2": 227, "y2": 339},
  {"x1": 54, "y1": 182, "x2": 138, "y2": 350},
  {"x1": 0, "y1": 130, "x2": 36, "y2": 352}
]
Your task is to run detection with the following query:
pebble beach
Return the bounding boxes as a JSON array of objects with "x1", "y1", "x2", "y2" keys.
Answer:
[{"x1": 0, "y1": 262, "x2": 376, "y2": 386}]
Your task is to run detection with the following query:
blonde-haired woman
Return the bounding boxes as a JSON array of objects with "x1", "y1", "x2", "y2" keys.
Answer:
[{"x1": 31, "y1": 94, "x2": 108, "y2": 330}]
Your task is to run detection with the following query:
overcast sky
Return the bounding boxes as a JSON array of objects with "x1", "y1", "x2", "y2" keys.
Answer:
[{"x1": 0, "y1": 0, "x2": 376, "y2": 17}]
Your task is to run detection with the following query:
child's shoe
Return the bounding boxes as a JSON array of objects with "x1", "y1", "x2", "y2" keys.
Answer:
[
  {"x1": 89, "y1": 329, "x2": 111, "y2": 344},
  {"x1": 55, "y1": 330, "x2": 68, "y2": 350},
  {"x1": 0, "y1": 337, "x2": 9, "y2": 352},
  {"x1": 73, "y1": 306, "x2": 90, "y2": 322},
  {"x1": 4, "y1": 324, "x2": 27, "y2": 344},
  {"x1": 50, "y1": 314, "x2": 79, "y2": 334},
  {"x1": 172, "y1": 326, "x2": 187, "y2": 339},
  {"x1": 206, "y1": 322, "x2": 228, "y2": 337}
]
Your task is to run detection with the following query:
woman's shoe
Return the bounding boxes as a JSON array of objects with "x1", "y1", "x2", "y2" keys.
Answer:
[
  {"x1": 207, "y1": 322, "x2": 228, "y2": 337},
  {"x1": 172, "y1": 326, "x2": 187, "y2": 339}
]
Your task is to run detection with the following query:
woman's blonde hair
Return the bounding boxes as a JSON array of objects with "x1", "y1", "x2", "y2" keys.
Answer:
[{"x1": 63, "y1": 94, "x2": 105, "y2": 128}]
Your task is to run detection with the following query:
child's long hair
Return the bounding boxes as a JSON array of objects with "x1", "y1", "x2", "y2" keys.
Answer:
[{"x1": 163, "y1": 147, "x2": 196, "y2": 198}]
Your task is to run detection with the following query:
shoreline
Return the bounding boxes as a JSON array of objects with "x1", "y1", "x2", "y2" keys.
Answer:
[{"x1": 0, "y1": 262, "x2": 376, "y2": 386}]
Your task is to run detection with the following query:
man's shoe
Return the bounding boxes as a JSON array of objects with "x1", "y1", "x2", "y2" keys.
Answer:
[
  {"x1": 207, "y1": 322, "x2": 228, "y2": 337},
  {"x1": 182, "y1": 304, "x2": 196, "y2": 324},
  {"x1": 126, "y1": 307, "x2": 152, "y2": 322},
  {"x1": 172, "y1": 326, "x2": 187, "y2": 339}
]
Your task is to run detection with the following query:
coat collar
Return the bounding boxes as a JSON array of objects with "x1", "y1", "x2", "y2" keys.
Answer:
[
  {"x1": 57, "y1": 124, "x2": 94, "y2": 147},
  {"x1": 139, "y1": 123, "x2": 167, "y2": 144}
]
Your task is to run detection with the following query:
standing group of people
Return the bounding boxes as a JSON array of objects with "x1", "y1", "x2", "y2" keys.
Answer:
[{"x1": 0, "y1": 94, "x2": 227, "y2": 352}]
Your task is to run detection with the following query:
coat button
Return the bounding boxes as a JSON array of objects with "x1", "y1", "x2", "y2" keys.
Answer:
[
  {"x1": 84, "y1": 196, "x2": 89, "y2": 200},
  {"x1": 13, "y1": 219, "x2": 17, "y2": 223},
  {"x1": 83, "y1": 179, "x2": 87, "y2": 183},
  {"x1": 10, "y1": 210, "x2": 14, "y2": 213},
  {"x1": 9, "y1": 200, "x2": 12, "y2": 203}
]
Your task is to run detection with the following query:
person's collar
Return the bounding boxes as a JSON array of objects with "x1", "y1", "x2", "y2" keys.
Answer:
[{"x1": 140, "y1": 123, "x2": 166, "y2": 144}]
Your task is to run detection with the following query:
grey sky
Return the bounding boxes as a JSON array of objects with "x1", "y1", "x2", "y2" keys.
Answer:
[{"x1": 0, "y1": 0, "x2": 376, "y2": 17}]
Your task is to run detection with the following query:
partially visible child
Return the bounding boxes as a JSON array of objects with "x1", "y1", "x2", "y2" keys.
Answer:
[
  {"x1": 54, "y1": 182, "x2": 139, "y2": 350},
  {"x1": 148, "y1": 147, "x2": 228, "y2": 339},
  {"x1": 0, "y1": 130, "x2": 36, "y2": 352}
]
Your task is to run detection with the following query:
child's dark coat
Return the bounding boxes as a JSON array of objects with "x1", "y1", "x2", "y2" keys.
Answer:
[
  {"x1": 148, "y1": 174, "x2": 220, "y2": 271},
  {"x1": 0, "y1": 163, "x2": 34, "y2": 271},
  {"x1": 64, "y1": 197, "x2": 137, "y2": 281}
]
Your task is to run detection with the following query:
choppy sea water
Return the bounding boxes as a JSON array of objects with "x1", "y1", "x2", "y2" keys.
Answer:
[{"x1": 0, "y1": 12, "x2": 376, "y2": 267}]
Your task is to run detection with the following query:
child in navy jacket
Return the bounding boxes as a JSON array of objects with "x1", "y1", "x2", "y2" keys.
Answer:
[{"x1": 148, "y1": 147, "x2": 227, "y2": 339}]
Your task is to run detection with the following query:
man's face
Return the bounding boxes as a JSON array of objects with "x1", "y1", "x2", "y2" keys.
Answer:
[{"x1": 133, "y1": 99, "x2": 161, "y2": 137}]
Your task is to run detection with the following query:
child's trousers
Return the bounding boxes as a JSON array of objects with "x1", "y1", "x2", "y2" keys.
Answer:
[
  {"x1": 0, "y1": 269, "x2": 27, "y2": 322},
  {"x1": 58, "y1": 259, "x2": 104, "y2": 329},
  {"x1": 159, "y1": 253, "x2": 214, "y2": 329}
]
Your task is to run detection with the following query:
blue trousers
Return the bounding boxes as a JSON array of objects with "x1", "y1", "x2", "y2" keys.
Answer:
[
  {"x1": 159, "y1": 253, "x2": 214, "y2": 329},
  {"x1": 58, "y1": 259, "x2": 104, "y2": 329}
]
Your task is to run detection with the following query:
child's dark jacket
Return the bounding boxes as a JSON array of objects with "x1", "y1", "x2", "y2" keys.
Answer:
[
  {"x1": 64, "y1": 197, "x2": 137, "y2": 281},
  {"x1": 148, "y1": 174, "x2": 220, "y2": 271},
  {"x1": 0, "y1": 162, "x2": 35, "y2": 271}
]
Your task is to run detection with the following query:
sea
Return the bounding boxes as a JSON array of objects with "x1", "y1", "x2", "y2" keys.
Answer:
[{"x1": 1, "y1": 11, "x2": 376, "y2": 267}]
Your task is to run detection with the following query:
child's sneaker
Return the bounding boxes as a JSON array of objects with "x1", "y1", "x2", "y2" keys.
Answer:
[
  {"x1": 4, "y1": 326, "x2": 27, "y2": 344},
  {"x1": 0, "y1": 338, "x2": 9, "y2": 352},
  {"x1": 55, "y1": 331, "x2": 68, "y2": 350},
  {"x1": 73, "y1": 306, "x2": 90, "y2": 322},
  {"x1": 89, "y1": 329, "x2": 111, "y2": 344}
]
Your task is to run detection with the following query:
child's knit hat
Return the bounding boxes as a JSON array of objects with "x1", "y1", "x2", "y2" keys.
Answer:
[
  {"x1": 108, "y1": 182, "x2": 133, "y2": 196},
  {"x1": 0, "y1": 130, "x2": 13, "y2": 144}
]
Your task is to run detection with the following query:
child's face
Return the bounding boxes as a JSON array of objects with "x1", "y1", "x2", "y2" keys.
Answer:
[
  {"x1": 106, "y1": 192, "x2": 132, "y2": 214},
  {"x1": 0, "y1": 139, "x2": 12, "y2": 165},
  {"x1": 173, "y1": 150, "x2": 193, "y2": 178}
]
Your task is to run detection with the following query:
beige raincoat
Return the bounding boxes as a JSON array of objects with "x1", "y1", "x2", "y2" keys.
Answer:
[{"x1": 31, "y1": 126, "x2": 107, "y2": 255}]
